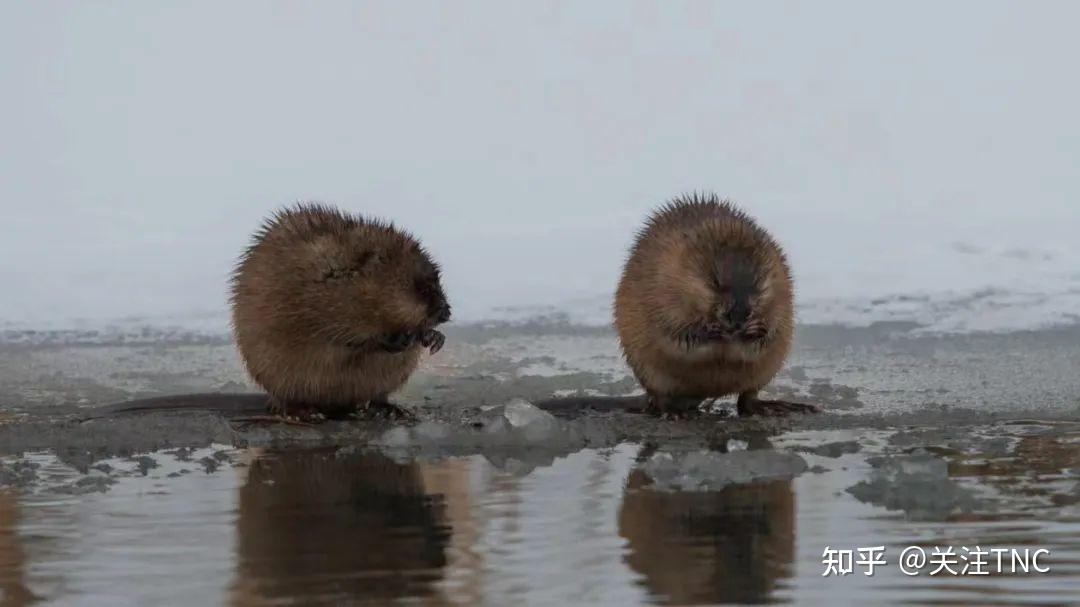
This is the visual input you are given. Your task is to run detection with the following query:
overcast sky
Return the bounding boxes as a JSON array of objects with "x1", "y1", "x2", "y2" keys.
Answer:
[{"x1": 2, "y1": 1, "x2": 1078, "y2": 324}]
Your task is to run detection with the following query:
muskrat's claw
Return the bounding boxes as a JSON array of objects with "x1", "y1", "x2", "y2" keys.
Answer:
[
  {"x1": 420, "y1": 329, "x2": 446, "y2": 354},
  {"x1": 740, "y1": 320, "x2": 769, "y2": 341}
]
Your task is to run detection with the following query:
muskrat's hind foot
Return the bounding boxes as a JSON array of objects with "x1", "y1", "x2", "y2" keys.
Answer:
[
  {"x1": 737, "y1": 391, "x2": 821, "y2": 417},
  {"x1": 266, "y1": 398, "x2": 325, "y2": 423},
  {"x1": 645, "y1": 393, "x2": 704, "y2": 419},
  {"x1": 357, "y1": 397, "x2": 417, "y2": 422}
]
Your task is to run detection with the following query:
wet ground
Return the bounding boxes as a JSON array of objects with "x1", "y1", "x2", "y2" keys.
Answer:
[{"x1": 2, "y1": 323, "x2": 1080, "y2": 605}]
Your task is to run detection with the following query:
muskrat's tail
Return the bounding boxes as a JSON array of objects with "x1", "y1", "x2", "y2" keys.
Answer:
[{"x1": 81, "y1": 392, "x2": 269, "y2": 421}]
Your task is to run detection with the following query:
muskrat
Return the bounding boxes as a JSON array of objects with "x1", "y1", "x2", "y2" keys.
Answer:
[
  {"x1": 230, "y1": 203, "x2": 451, "y2": 419},
  {"x1": 614, "y1": 193, "x2": 819, "y2": 417}
]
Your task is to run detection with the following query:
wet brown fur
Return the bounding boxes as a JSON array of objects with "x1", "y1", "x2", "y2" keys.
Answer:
[
  {"x1": 230, "y1": 203, "x2": 450, "y2": 417},
  {"x1": 614, "y1": 194, "x2": 806, "y2": 416}
]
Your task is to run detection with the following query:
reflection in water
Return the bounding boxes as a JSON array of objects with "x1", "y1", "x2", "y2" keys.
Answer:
[
  {"x1": 231, "y1": 449, "x2": 453, "y2": 606},
  {"x1": 0, "y1": 491, "x2": 34, "y2": 607},
  {"x1": 4, "y1": 437, "x2": 1080, "y2": 605},
  {"x1": 618, "y1": 453, "x2": 796, "y2": 605}
]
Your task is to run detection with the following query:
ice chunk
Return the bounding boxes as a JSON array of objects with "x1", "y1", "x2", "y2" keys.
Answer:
[
  {"x1": 0, "y1": 459, "x2": 40, "y2": 488},
  {"x1": 480, "y1": 398, "x2": 563, "y2": 443},
  {"x1": 640, "y1": 449, "x2": 808, "y2": 491},
  {"x1": 502, "y1": 398, "x2": 556, "y2": 427},
  {"x1": 801, "y1": 440, "x2": 861, "y2": 458},
  {"x1": 374, "y1": 399, "x2": 570, "y2": 450},
  {"x1": 371, "y1": 399, "x2": 589, "y2": 476},
  {"x1": 846, "y1": 453, "x2": 982, "y2": 520},
  {"x1": 501, "y1": 398, "x2": 560, "y2": 441}
]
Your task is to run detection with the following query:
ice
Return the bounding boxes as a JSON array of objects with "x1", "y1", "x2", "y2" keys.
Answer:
[
  {"x1": 639, "y1": 449, "x2": 808, "y2": 491},
  {"x1": 0, "y1": 459, "x2": 39, "y2": 488},
  {"x1": 0, "y1": 311, "x2": 230, "y2": 345},
  {"x1": 801, "y1": 440, "x2": 862, "y2": 458},
  {"x1": 485, "y1": 398, "x2": 561, "y2": 441},
  {"x1": 373, "y1": 399, "x2": 589, "y2": 475},
  {"x1": 376, "y1": 398, "x2": 576, "y2": 451},
  {"x1": 846, "y1": 453, "x2": 983, "y2": 521},
  {"x1": 9, "y1": 254, "x2": 1080, "y2": 344}
]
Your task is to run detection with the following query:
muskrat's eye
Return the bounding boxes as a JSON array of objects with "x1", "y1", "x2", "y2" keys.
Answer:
[
  {"x1": 355, "y1": 250, "x2": 380, "y2": 270},
  {"x1": 713, "y1": 302, "x2": 731, "y2": 321},
  {"x1": 320, "y1": 266, "x2": 357, "y2": 282}
]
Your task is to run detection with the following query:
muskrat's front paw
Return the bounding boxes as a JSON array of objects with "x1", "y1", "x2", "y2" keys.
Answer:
[
  {"x1": 676, "y1": 325, "x2": 714, "y2": 349},
  {"x1": 381, "y1": 331, "x2": 417, "y2": 353},
  {"x1": 704, "y1": 323, "x2": 732, "y2": 341},
  {"x1": 419, "y1": 329, "x2": 446, "y2": 354},
  {"x1": 674, "y1": 328, "x2": 700, "y2": 349}
]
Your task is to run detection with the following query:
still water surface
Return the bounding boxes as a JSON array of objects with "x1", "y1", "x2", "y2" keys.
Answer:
[{"x1": 2, "y1": 443, "x2": 1080, "y2": 606}]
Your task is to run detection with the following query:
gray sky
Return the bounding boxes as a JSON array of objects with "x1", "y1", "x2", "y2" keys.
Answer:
[{"x1": 2, "y1": 1, "x2": 1078, "y2": 323}]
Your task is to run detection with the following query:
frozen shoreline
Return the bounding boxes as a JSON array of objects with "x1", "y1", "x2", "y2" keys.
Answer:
[{"x1": 6, "y1": 280, "x2": 1080, "y2": 347}]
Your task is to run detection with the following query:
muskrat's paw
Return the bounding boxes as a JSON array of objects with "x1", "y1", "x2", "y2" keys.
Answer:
[
  {"x1": 738, "y1": 398, "x2": 821, "y2": 417},
  {"x1": 266, "y1": 398, "x2": 324, "y2": 422},
  {"x1": 658, "y1": 409, "x2": 702, "y2": 421},
  {"x1": 644, "y1": 394, "x2": 703, "y2": 419},
  {"x1": 675, "y1": 323, "x2": 732, "y2": 349},
  {"x1": 381, "y1": 331, "x2": 417, "y2": 353},
  {"x1": 740, "y1": 320, "x2": 769, "y2": 341},
  {"x1": 674, "y1": 326, "x2": 705, "y2": 350},
  {"x1": 419, "y1": 329, "x2": 446, "y2": 354},
  {"x1": 358, "y1": 399, "x2": 418, "y2": 422}
]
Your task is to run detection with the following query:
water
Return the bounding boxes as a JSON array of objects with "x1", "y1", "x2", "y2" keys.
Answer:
[{"x1": 3, "y1": 438, "x2": 1080, "y2": 606}]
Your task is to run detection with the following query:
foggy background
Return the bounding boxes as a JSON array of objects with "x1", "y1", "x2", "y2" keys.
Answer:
[{"x1": 3, "y1": 1, "x2": 1078, "y2": 332}]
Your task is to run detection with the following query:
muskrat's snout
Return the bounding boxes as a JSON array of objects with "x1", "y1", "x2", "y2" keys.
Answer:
[
  {"x1": 726, "y1": 299, "x2": 751, "y2": 329},
  {"x1": 424, "y1": 292, "x2": 450, "y2": 324},
  {"x1": 432, "y1": 301, "x2": 452, "y2": 324},
  {"x1": 417, "y1": 277, "x2": 450, "y2": 324}
]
